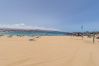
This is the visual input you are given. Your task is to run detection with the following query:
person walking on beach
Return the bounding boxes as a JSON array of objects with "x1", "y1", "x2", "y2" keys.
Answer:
[{"x1": 93, "y1": 33, "x2": 95, "y2": 44}]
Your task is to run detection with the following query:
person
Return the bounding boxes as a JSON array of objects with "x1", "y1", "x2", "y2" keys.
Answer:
[{"x1": 93, "y1": 33, "x2": 95, "y2": 44}]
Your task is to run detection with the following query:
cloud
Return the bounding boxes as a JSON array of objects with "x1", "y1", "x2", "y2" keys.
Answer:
[{"x1": 0, "y1": 23, "x2": 59, "y2": 31}]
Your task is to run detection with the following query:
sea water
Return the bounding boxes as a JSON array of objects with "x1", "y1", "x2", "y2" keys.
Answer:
[{"x1": 0, "y1": 31, "x2": 66, "y2": 36}]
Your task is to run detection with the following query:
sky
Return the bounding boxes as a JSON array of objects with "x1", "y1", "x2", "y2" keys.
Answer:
[{"x1": 0, "y1": 0, "x2": 99, "y2": 32}]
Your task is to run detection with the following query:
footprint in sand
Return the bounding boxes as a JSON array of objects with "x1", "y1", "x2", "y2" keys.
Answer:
[{"x1": 7, "y1": 58, "x2": 31, "y2": 66}]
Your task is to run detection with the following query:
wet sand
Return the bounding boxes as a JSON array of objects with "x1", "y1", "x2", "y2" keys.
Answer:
[{"x1": 0, "y1": 36, "x2": 99, "y2": 66}]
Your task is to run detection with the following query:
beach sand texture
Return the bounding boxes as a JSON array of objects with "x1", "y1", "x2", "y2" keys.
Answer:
[{"x1": 0, "y1": 36, "x2": 99, "y2": 66}]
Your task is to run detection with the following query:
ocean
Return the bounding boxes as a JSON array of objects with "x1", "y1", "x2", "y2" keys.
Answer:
[{"x1": 0, "y1": 31, "x2": 67, "y2": 36}]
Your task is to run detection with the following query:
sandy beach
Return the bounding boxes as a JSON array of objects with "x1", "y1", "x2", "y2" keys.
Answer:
[{"x1": 0, "y1": 36, "x2": 99, "y2": 66}]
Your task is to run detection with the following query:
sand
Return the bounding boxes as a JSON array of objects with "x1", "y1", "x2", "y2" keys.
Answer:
[{"x1": 0, "y1": 36, "x2": 99, "y2": 66}]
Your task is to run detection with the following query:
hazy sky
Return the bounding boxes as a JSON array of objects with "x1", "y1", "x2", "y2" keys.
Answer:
[{"x1": 0, "y1": 0, "x2": 99, "y2": 32}]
